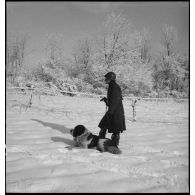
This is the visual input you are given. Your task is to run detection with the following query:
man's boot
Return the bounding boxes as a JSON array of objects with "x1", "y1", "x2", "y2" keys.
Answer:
[
  {"x1": 99, "y1": 129, "x2": 107, "y2": 138},
  {"x1": 111, "y1": 133, "x2": 120, "y2": 146}
]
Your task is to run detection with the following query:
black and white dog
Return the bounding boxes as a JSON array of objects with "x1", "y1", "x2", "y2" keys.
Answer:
[{"x1": 70, "y1": 125, "x2": 121, "y2": 154}]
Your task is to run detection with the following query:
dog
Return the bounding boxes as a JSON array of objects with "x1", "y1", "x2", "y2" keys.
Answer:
[{"x1": 70, "y1": 125, "x2": 121, "y2": 154}]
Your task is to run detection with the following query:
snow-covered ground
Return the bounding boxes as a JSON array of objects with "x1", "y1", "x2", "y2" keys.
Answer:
[{"x1": 6, "y1": 91, "x2": 189, "y2": 192}]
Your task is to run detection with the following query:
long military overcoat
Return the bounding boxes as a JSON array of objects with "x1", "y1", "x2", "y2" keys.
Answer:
[{"x1": 98, "y1": 80, "x2": 126, "y2": 133}]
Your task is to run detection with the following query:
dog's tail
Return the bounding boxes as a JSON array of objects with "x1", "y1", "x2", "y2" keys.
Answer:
[{"x1": 107, "y1": 146, "x2": 122, "y2": 154}]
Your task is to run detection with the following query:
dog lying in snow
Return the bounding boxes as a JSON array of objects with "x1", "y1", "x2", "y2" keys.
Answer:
[{"x1": 70, "y1": 125, "x2": 121, "y2": 154}]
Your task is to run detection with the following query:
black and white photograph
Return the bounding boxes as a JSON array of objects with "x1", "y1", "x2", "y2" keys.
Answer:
[{"x1": 5, "y1": 1, "x2": 189, "y2": 193}]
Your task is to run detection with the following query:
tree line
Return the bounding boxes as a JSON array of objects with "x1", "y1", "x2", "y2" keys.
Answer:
[{"x1": 6, "y1": 11, "x2": 189, "y2": 98}]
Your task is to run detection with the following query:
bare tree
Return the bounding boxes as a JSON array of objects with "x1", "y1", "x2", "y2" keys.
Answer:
[
  {"x1": 6, "y1": 34, "x2": 28, "y2": 81},
  {"x1": 72, "y1": 37, "x2": 93, "y2": 78},
  {"x1": 139, "y1": 28, "x2": 152, "y2": 63},
  {"x1": 101, "y1": 11, "x2": 131, "y2": 70},
  {"x1": 45, "y1": 34, "x2": 64, "y2": 68},
  {"x1": 161, "y1": 24, "x2": 178, "y2": 56},
  {"x1": 152, "y1": 24, "x2": 188, "y2": 94}
]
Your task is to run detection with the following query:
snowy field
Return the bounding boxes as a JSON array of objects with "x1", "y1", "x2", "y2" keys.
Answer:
[{"x1": 6, "y1": 91, "x2": 189, "y2": 193}]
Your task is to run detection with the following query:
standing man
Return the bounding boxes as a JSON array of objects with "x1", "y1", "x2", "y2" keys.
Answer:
[{"x1": 98, "y1": 72, "x2": 126, "y2": 146}]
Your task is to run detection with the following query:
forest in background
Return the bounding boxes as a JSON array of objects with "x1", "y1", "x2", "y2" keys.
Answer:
[{"x1": 6, "y1": 11, "x2": 189, "y2": 98}]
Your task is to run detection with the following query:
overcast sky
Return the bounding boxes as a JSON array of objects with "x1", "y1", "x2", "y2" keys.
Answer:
[{"x1": 6, "y1": 1, "x2": 189, "y2": 66}]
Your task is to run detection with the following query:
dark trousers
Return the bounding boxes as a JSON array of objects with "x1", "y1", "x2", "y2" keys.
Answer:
[{"x1": 99, "y1": 128, "x2": 120, "y2": 146}]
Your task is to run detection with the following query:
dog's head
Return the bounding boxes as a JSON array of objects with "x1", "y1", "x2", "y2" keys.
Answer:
[
  {"x1": 70, "y1": 125, "x2": 87, "y2": 138},
  {"x1": 70, "y1": 125, "x2": 92, "y2": 146}
]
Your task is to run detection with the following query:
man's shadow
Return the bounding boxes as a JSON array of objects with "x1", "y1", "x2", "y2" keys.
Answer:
[
  {"x1": 32, "y1": 119, "x2": 75, "y2": 149},
  {"x1": 32, "y1": 119, "x2": 70, "y2": 134}
]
